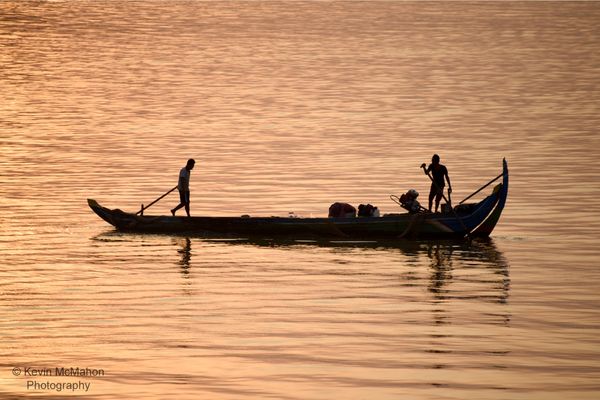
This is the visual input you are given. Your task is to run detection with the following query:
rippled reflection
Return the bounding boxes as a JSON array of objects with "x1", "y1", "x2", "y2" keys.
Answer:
[{"x1": 175, "y1": 237, "x2": 192, "y2": 272}]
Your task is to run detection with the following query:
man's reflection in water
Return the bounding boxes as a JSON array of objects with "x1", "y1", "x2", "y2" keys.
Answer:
[
  {"x1": 176, "y1": 237, "x2": 192, "y2": 276},
  {"x1": 424, "y1": 240, "x2": 510, "y2": 300},
  {"x1": 427, "y1": 243, "x2": 454, "y2": 327},
  {"x1": 427, "y1": 243, "x2": 454, "y2": 299},
  {"x1": 423, "y1": 240, "x2": 511, "y2": 368},
  {"x1": 424, "y1": 239, "x2": 511, "y2": 327}
]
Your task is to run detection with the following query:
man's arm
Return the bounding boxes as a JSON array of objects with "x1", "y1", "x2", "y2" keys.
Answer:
[{"x1": 445, "y1": 170, "x2": 452, "y2": 194}]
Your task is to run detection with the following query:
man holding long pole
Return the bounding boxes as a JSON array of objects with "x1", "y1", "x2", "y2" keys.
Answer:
[
  {"x1": 171, "y1": 158, "x2": 196, "y2": 217},
  {"x1": 421, "y1": 154, "x2": 452, "y2": 213}
]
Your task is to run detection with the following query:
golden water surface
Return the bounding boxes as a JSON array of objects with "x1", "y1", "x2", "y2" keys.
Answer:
[{"x1": 1, "y1": 1, "x2": 599, "y2": 399}]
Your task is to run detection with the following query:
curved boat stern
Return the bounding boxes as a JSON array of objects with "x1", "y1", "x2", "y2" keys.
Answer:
[{"x1": 471, "y1": 158, "x2": 509, "y2": 237}]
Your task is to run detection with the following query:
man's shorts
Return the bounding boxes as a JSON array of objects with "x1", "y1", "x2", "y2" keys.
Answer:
[
  {"x1": 179, "y1": 190, "x2": 190, "y2": 204},
  {"x1": 429, "y1": 184, "x2": 444, "y2": 199}
]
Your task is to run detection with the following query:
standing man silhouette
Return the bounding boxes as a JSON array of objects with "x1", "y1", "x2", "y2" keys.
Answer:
[
  {"x1": 171, "y1": 159, "x2": 195, "y2": 217},
  {"x1": 421, "y1": 154, "x2": 452, "y2": 213}
]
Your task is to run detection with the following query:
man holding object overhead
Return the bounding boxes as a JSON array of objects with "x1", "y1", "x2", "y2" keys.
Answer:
[
  {"x1": 421, "y1": 154, "x2": 452, "y2": 213},
  {"x1": 171, "y1": 159, "x2": 195, "y2": 217}
]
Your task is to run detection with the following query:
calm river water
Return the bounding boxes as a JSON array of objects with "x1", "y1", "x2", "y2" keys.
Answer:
[{"x1": 1, "y1": 1, "x2": 599, "y2": 399}]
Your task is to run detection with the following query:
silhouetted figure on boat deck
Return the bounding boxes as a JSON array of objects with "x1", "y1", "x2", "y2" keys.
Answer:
[
  {"x1": 421, "y1": 154, "x2": 452, "y2": 213},
  {"x1": 171, "y1": 159, "x2": 195, "y2": 217}
]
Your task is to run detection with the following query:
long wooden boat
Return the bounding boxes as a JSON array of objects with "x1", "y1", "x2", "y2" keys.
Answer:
[{"x1": 88, "y1": 159, "x2": 508, "y2": 239}]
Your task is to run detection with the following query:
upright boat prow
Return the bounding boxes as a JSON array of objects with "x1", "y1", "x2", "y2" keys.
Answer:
[{"x1": 88, "y1": 159, "x2": 508, "y2": 240}]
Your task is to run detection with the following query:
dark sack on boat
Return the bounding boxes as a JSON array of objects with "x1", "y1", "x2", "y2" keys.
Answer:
[
  {"x1": 328, "y1": 202, "x2": 356, "y2": 218},
  {"x1": 358, "y1": 204, "x2": 380, "y2": 217}
]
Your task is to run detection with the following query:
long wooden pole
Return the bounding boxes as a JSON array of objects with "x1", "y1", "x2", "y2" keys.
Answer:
[
  {"x1": 136, "y1": 185, "x2": 178, "y2": 215},
  {"x1": 458, "y1": 171, "x2": 504, "y2": 205}
]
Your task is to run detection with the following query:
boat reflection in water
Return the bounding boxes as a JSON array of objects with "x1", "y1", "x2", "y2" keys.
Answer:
[
  {"x1": 96, "y1": 232, "x2": 508, "y2": 280},
  {"x1": 95, "y1": 233, "x2": 509, "y2": 305},
  {"x1": 165, "y1": 236, "x2": 512, "y2": 327}
]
